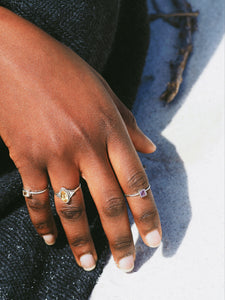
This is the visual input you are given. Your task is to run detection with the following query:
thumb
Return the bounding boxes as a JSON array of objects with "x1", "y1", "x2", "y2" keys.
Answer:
[
  {"x1": 125, "y1": 118, "x2": 156, "y2": 154},
  {"x1": 113, "y1": 97, "x2": 156, "y2": 153},
  {"x1": 93, "y1": 70, "x2": 156, "y2": 153}
]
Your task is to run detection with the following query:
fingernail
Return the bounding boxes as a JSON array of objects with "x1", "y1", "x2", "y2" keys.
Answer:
[
  {"x1": 151, "y1": 141, "x2": 157, "y2": 151},
  {"x1": 145, "y1": 230, "x2": 161, "y2": 248},
  {"x1": 43, "y1": 234, "x2": 55, "y2": 246},
  {"x1": 147, "y1": 138, "x2": 157, "y2": 151},
  {"x1": 118, "y1": 255, "x2": 134, "y2": 273},
  {"x1": 80, "y1": 254, "x2": 96, "y2": 271}
]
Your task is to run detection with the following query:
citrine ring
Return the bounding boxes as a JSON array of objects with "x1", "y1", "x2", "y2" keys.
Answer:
[{"x1": 55, "y1": 184, "x2": 81, "y2": 204}]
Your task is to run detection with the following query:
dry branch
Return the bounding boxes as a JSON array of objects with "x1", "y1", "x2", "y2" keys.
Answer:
[{"x1": 149, "y1": 0, "x2": 199, "y2": 103}]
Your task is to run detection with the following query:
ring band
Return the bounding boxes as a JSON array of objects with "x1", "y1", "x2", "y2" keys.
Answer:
[
  {"x1": 55, "y1": 184, "x2": 81, "y2": 204},
  {"x1": 125, "y1": 185, "x2": 151, "y2": 198},
  {"x1": 22, "y1": 185, "x2": 49, "y2": 198}
]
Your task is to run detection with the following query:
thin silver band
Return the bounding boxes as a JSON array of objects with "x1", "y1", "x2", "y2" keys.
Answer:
[
  {"x1": 125, "y1": 185, "x2": 151, "y2": 198},
  {"x1": 22, "y1": 185, "x2": 49, "y2": 198}
]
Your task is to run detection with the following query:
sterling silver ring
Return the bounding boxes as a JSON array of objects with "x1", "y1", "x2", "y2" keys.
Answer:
[
  {"x1": 125, "y1": 185, "x2": 151, "y2": 198},
  {"x1": 22, "y1": 185, "x2": 49, "y2": 198},
  {"x1": 55, "y1": 184, "x2": 81, "y2": 204}
]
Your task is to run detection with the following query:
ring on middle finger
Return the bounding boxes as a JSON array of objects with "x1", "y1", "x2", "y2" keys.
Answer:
[{"x1": 55, "y1": 184, "x2": 81, "y2": 204}]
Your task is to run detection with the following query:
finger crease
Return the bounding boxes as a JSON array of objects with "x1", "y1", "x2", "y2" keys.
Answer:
[
  {"x1": 70, "y1": 236, "x2": 90, "y2": 248},
  {"x1": 137, "y1": 210, "x2": 157, "y2": 224},
  {"x1": 59, "y1": 206, "x2": 83, "y2": 220},
  {"x1": 102, "y1": 197, "x2": 125, "y2": 218}
]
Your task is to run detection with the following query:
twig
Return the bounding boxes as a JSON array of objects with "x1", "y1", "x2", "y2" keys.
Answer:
[
  {"x1": 160, "y1": 44, "x2": 192, "y2": 103},
  {"x1": 149, "y1": 11, "x2": 199, "y2": 22},
  {"x1": 151, "y1": 0, "x2": 180, "y2": 27},
  {"x1": 149, "y1": 0, "x2": 198, "y2": 103}
]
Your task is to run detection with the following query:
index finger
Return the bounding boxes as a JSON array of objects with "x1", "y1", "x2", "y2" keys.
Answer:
[{"x1": 107, "y1": 128, "x2": 162, "y2": 248}]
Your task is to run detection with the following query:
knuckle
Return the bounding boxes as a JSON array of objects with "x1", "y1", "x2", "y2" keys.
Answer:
[
  {"x1": 11, "y1": 141, "x2": 45, "y2": 169},
  {"x1": 102, "y1": 197, "x2": 125, "y2": 218},
  {"x1": 99, "y1": 108, "x2": 119, "y2": 133},
  {"x1": 136, "y1": 208, "x2": 158, "y2": 225},
  {"x1": 111, "y1": 236, "x2": 133, "y2": 252},
  {"x1": 9, "y1": 149, "x2": 29, "y2": 170},
  {"x1": 59, "y1": 204, "x2": 84, "y2": 221},
  {"x1": 34, "y1": 220, "x2": 52, "y2": 230},
  {"x1": 127, "y1": 171, "x2": 148, "y2": 191},
  {"x1": 47, "y1": 142, "x2": 67, "y2": 161},
  {"x1": 27, "y1": 198, "x2": 49, "y2": 211},
  {"x1": 126, "y1": 110, "x2": 137, "y2": 129},
  {"x1": 70, "y1": 235, "x2": 91, "y2": 248}
]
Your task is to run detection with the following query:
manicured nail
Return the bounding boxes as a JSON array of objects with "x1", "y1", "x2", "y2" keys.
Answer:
[
  {"x1": 80, "y1": 254, "x2": 96, "y2": 271},
  {"x1": 43, "y1": 234, "x2": 55, "y2": 246},
  {"x1": 145, "y1": 230, "x2": 161, "y2": 248},
  {"x1": 118, "y1": 255, "x2": 134, "y2": 273}
]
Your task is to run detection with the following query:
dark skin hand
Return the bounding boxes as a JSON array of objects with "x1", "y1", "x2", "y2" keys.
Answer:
[{"x1": 0, "y1": 7, "x2": 162, "y2": 272}]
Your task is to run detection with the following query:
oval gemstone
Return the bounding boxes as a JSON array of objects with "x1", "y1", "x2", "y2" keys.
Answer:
[{"x1": 61, "y1": 190, "x2": 69, "y2": 203}]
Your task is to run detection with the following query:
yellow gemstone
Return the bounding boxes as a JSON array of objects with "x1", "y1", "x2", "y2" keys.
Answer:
[{"x1": 61, "y1": 190, "x2": 69, "y2": 203}]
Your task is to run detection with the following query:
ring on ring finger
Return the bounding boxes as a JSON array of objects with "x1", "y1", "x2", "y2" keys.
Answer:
[{"x1": 55, "y1": 184, "x2": 81, "y2": 204}]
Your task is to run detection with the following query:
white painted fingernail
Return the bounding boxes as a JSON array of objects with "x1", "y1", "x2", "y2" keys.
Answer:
[
  {"x1": 145, "y1": 230, "x2": 161, "y2": 248},
  {"x1": 118, "y1": 255, "x2": 134, "y2": 273},
  {"x1": 80, "y1": 254, "x2": 96, "y2": 271},
  {"x1": 43, "y1": 234, "x2": 55, "y2": 246}
]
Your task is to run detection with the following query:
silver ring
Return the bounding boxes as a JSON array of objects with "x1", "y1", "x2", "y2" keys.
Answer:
[
  {"x1": 22, "y1": 185, "x2": 49, "y2": 198},
  {"x1": 55, "y1": 184, "x2": 81, "y2": 204},
  {"x1": 125, "y1": 185, "x2": 151, "y2": 198}
]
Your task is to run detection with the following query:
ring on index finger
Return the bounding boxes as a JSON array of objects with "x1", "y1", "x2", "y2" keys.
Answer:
[{"x1": 125, "y1": 185, "x2": 151, "y2": 198}]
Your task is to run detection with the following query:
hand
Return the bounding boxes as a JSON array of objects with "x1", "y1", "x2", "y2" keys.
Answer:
[{"x1": 0, "y1": 7, "x2": 162, "y2": 272}]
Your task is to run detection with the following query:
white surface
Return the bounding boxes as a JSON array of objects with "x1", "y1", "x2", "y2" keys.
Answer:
[{"x1": 91, "y1": 1, "x2": 224, "y2": 299}]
